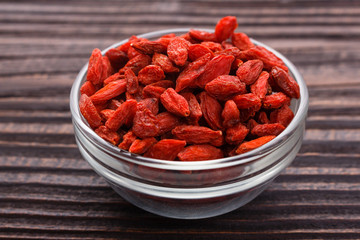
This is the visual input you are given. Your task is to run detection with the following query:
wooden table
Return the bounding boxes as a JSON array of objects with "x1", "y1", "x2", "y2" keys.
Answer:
[{"x1": 1, "y1": 1, "x2": 360, "y2": 239}]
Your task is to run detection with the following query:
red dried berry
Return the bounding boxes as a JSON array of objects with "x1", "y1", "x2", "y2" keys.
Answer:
[
  {"x1": 178, "y1": 144, "x2": 223, "y2": 161},
  {"x1": 152, "y1": 52, "x2": 179, "y2": 73},
  {"x1": 205, "y1": 75, "x2": 246, "y2": 100},
  {"x1": 231, "y1": 32, "x2": 254, "y2": 50},
  {"x1": 189, "y1": 29, "x2": 217, "y2": 42},
  {"x1": 236, "y1": 59, "x2": 263, "y2": 85},
  {"x1": 132, "y1": 104, "x2": 160, "y2": 138},
  {"x1": 225, "y1": 123, "x2": 249, "y2": 145},
  {"x1": 105, "y1": 99, "x2": 137, "y2": 131},
  {"x1": 138, "y1": 65, "x2": 165, "y2": 85},
  {"x1": 263, "y1": 92, "x2": 289, "y2": 109},
  {"x1": 198, "y1": 91, "x2": 223, "y2": 130},
  {"x1": 95, "y1": 125, "x2": 121, "y2": 145},
  {"x1": 129, "y1": 137, "x2": 157, "y2": 154},
  {"x1": 215, "y1": 16, "x2": 238, "y2": 42},
  {"x1": 172, "y1": 125, "x2": 223, "y2": 145},
  {"x1": 90, "y1": 79, "x2": 127, "y2": 104},
  {"x1": 145, "y1": 139, "x2": 186, "y2": 160},
  {"x1": 175, "y1": 53, "x2": 211, "y2": 92},
  {"x1": 160, "y1": 88, "x2": 190, "y2": 117},
  {"x1": 235, "y1": 135, "x2": 276, "y2": 154},
  {"x1": 156, "y1": 112, "x2": 182, "y2": 136},
  {"x1": 250, "y1": 71, "x2": 269, "y2": 99},
  {"x1": 167, "y1": 37, "x2": 191, "y2": 66},
  {"x1": 251, "y1": 123, "x2": 285, "y2": 137},
  {"x1": 196, "y1": 54, "x2": 235, "y2": 88},
  {"x1": 222, "y1": 100, "x2": 240, "y2": 128},
  {"x1": 79, "y1": 94, "x2": 102, "y2": 129},
  {"x1": 271, "y1": 66, "x2": 300, "y2": 99}
]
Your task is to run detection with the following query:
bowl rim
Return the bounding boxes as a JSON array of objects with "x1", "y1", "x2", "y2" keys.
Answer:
[{"x1": 70, "y1": 28, "x2": 309, "y2": 170}]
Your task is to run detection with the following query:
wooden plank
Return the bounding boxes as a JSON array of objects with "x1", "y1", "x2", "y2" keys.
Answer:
[
  {"x1": 1, "y1": 12, "x2": 360, "y2": 26},
  {"x1": 1, "y1": 24, "x2": 360, "y2": 39},
  {"x1": 1, "y1": 2, "x2": 360, "y2": 15}
]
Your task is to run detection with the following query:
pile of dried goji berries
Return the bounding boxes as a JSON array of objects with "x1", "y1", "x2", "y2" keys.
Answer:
[{"x1": 79, "y1": 16, "x2": 300, "y2": 161}]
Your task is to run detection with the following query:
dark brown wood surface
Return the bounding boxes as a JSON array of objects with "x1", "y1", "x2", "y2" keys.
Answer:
[{"x1": 1, "y1": 0, "x2": 360, "y2": 239}]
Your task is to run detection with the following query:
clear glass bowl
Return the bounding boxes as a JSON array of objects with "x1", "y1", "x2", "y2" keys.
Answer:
[{"x1": 70, "y1": 28, "x2": 309, "y2": 219}]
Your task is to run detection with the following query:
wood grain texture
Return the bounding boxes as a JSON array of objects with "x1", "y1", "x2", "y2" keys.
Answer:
[{"x1": 0, "y1": 0, "x2": 360, "y2": 239}]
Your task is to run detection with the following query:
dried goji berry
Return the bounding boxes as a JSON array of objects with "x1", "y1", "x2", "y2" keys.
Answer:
[
  {"x1": 152, "y1": 52, "x2": 179, "y2": 73},
  {"x1": 225, "y1": 123, "x2": 249, "y2": 145},
  {"x1": 105, "y1": 99, "x2": 137, "y2": 131},
  {"x1": 138, "y1": 65, "x2": 165, "y2": 85},
  {"x1": 178, "y1": 144, "x2": 223, "y2": 161},
  {"x1": 214, "y1": 47, "x2": 241, "y2": 58},
  {"x1": 160, "y1": 88, "x2": 190, "y2": 117},
  {"x1": 201, "y1": 41, "x2": 223, "y2": 52},
  {"x1": 240, "y1": 46, "x2": 288, "y2": 72},
  {"x1": 132, "y1": 104, "x2": 160, "y2": 138},
  {"x1": 156, "y1": 112, "x2": 182, "y2": 136},
  {"x1": 87, "y1": 49, "x2": 113, "y2": 85},
  {"x1": 236, "y1": 59, "x2": 263, "y2": 85},
  {"x1": 175, "y1": 53, "x2": 211, "y2": 92},
  {"x1": 215, "y1": 16, "x2": 238, "y2": 42},
  {"x1": 116, "y1": 35, "x2": 140, "y2": 53},
  {"x1": 105, "y1": 48, "x2": 128, "y2": 71},
  {"x1": 271, "y1": 66, "x2": 300, "y2": 99},
  {"x1": 167, "y1": 37, "x2": 191, "y2": 66},
  {"x1": 118, "y1": 131, "x2": 137, "y2": 150},
  {"x1": 127, "y1": 45, "x2": 142, "y2": 59},
  {"x1": 129, "y1": 137, "x2": 157, "y2": 154},
  {"x1": 270, "y1": 104, "x2": 294, "y2": 127},
  {"x1": 188, "y1": 44, "x2": 214, "y2": 61},
  {"x1": 90, "y1": 79, "x2": 127, "y2": 104},
  {"x1": 125, "y1": 68, "x2": 139, "y2": 94},
  {"x1": 181, "y1": 92, "x2": 202, "y2": 125},
  {"x1": 222, "y1": 100, "x2": 240, "y2": 128},
  {"x1": 142, "y1": 85, "x2": 166, "y2": 99},
  {"x1": 263, "y1": 92, "x2": 289, "y2": 109},
  {"x1": 250, "y1": 71, "x2": 269, "y2": 99},
  {"x1": 196, "y1": 54, "x2": 235, "y2": 88},
  {"x1": 198, "y1": 91, "x2": 223, "y2": 130},
  {"x1": 145, "y1": 139, "x2": 186, "y2": 160},
  {"x1": 100, "y1": 109, "x2": 115, "y2": 121},
  {"x1": 221, "y1": 41, "x2": 234, "y2": 49},
  {"x1": 131, "y1": 40, "x2": 167, "y2": 55},
  {"x1": 205, "y1": 75, "x2": 246, "y2": 100},
  {"x1": 138, "y1": 98, "x2": 159, "y2": 115},
  {"x1": 231, "y1": 32, "x2": 254, "y2": 50},
  {"x1": 79, "y1": 94, "x2": 102, "y2": 129},
  {"x1": 251, "y1": 123, "x2": 285, "y2": 137},
  {"x1": 95, "y1": 125, "x2": 121, "y2": 145},
  {"x1": 209, "y1": 134, "x2": 225, "y2": 147},
  {"x1": 232, "y1": 93, "x2": 261, "y2": 111},
  {"x1": 80, "y1": 81, "x2": 97, "y2": 96},
  {"x1": 103, "y1": 73, "x2": 125, "y2": 85},
  {"x1": 121, "y1": 54, "x2": 151, "y2": 75},
  {"x1": 189, "y1": 29, "x2": 217, "y2": 42},
  {"x1": 172, "y1": 125, "x2": 222, "y2": 145},
  {"x1": 235, "y1": 135, "x2": 276, "y2": 154}
]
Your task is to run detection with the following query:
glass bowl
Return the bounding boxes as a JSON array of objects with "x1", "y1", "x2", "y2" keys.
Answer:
[{"x1": 70, "y1": 28, "x2": 309, "y2": 219}]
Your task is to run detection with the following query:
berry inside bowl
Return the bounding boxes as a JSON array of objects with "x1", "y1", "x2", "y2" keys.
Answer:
[{"x1": 70, "y1": 19, "x2": 308, "y2": 219}]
